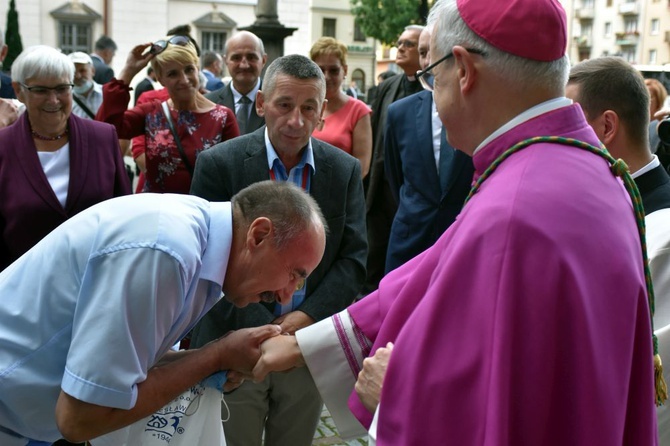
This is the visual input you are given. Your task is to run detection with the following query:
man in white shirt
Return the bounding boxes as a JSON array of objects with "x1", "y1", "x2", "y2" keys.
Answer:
[{"x1": 68, "y1": 52, "x2": 103, "y2": 119}]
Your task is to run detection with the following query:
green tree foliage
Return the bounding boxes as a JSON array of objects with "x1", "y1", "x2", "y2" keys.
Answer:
[
  {"x1": 4, "y1": 0, "x2": 23, "y2": 71},
  {"x1": 350, "y1": 0, "x2": 431, "y2": 46}
]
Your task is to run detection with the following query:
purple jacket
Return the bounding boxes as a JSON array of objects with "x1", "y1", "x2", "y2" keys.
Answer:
[{"x1": 0, "y1": 113, "x2": 131, "y2": 269}]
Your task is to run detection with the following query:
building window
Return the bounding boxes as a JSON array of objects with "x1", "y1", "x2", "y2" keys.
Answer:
[
  {"x1": 624, "y1": 18, "x2": 638, "y2": 33},
  {"x1": 354, "y1": 21, "x2": 366, "y2": 42},
  {"x1": 650, "y1": 49, "x2": 658, "y2": 64},
  {"x1": 604, "y1": 22, "x2": 612, "y2": 37},
  {"x1": 606, "y1": 0, "x2": 612, "y2": 6},
  {"x1": 623, "y1": 48, "x2": 636, "y2": 63},
  {"x1": 351, "y1": 68, "x2": 366, "y2": 93},
  {"x1": 651, "y1": 19, "x2": 660, "y2": 35},
  {"x1": 59, "y1": 22, "x2": 91, "y2": 54},
  {"x1": 201, "y1": 31, "x2": 227, "y2": 53},
  {"x1": 581, "y1": 22, "x2": 593, "y2": 37},
  {"x1": 323, "y1": 18, "x2": 336, "y2": 38},
  {"x1": 583, "y1": 0, "x2": 594, "y2": 8}
]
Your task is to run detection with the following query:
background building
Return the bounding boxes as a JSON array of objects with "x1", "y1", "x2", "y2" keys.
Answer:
[{"x1": 0, "y1": 0, "x2": 376, "y2": 92}]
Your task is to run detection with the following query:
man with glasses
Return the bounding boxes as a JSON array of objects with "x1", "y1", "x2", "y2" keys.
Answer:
[
  {"x1": 384, "y1": 25, "x2": 474, "y2": 274},
  {"x1": 206, "y1": 31, "x2": 267, "y2": 135},
  {"x1": 364, "y1": 24, "x2": 424, "y2": 295},
  {"x1": 250, "y1": 0, "x2": 660, "y2": 444}
]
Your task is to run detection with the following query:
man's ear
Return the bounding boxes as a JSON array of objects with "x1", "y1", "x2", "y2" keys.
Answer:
[
  {"x1": 600, "y1": 110, "x2": 619, "y2": 146},
  {"x1": 247, "y1": 217, "x2": 273, "y2": 249},
  {"x1": 256, "y1": 90, "x2": 266, "y2": 117},
  {"x1": 452, "y1": 46, "x2": 477, "y2": 94}
]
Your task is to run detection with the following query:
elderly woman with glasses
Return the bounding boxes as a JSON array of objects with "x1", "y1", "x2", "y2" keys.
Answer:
[
  {"x1": 0, "y1": 45, "x2": 131, "y2": 271},
  {"x1": 310, "y1": 37, "x2": 372, "y2": 177},
  {"x1": 97, "y1": 36, "x2": 239, "y2": 194}
]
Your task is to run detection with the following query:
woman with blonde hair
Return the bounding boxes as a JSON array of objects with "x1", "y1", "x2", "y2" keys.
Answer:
[
  {"x1": 98, "y1": 36, "x2": 239, "y2": 193},
  {"x1": 646, "y1": 78, "x2": 667, "y2": 121},
  {"x1": 310, "y1": 37, "x2": 372, "y2": 177}
]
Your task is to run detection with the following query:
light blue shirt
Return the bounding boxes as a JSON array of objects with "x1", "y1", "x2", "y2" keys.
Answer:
[
  {"x1": 0, "y1": 193, "x2": 232, "y2": 444},
  {"x1": 263, "y1": 128, "x2": 315, "y2": 315}
]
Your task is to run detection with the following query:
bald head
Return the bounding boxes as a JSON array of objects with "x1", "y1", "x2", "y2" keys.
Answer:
[
  {"x1": 418, "y1": 27, "x2": 432, "y2": 71},
  {"x1": 224, "y1": 31, "x2": 267, "y2": 94}
]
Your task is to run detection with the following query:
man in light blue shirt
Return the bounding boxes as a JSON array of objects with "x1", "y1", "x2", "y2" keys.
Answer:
[{"x1": 0, "y1": 181, "x2": 327, "y2": 446}]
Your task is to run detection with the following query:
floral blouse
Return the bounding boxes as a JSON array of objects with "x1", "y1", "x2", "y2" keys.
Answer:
[{"x1": 99, "y1": 79, "x2": 240, "y2": 194}]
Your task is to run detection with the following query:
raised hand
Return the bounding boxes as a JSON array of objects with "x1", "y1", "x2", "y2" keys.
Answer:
[{"x1": 118, "y1": 43, "x2": 154, "y2": 85}]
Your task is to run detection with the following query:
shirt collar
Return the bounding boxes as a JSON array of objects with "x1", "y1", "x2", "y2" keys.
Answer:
[
  {"x1": 263, "y1": 127, "x2": 316, "y2": 172},
  {"x1": 473, "y1": 97, "x2": 573, "y2": 156},
  {"x1": 199, "y1": 201, "x2": 233, "y2": 286},
  {"x1": 631, "y1": 154, "x2": 661, "y2": 179},
  {"x1": 231, "y1": 78, "x2": 261, "y2": 104}
]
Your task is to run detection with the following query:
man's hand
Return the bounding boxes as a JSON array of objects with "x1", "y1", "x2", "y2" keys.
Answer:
[
  {"x1": 272, "y1": 310, "x2": 315, "y2": 335},
  {"x1": 0, "y1": 98, "x2": 19, "y2": 129},
  {"x1": 209, "y1": 324, "x2": 282, "y2": 374},
  {"x1": 252, "y1": 334, "x2": 305, "y2": 382},
  {"x1": 355, "y1": 342, "x2": 393, "y2": 413}
]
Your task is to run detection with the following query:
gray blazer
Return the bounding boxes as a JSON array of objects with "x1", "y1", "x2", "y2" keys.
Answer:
[
  {"x1": 205, "y1": 83, "x2": 265, "y2": 135},
  {"x1": 189, "y1": 127, "x2": 367, "y2": 346}
]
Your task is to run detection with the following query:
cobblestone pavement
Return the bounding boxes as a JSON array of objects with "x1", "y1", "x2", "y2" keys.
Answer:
[{"x1": 313, "y1": 407, "x2": 368, "y2": 445}]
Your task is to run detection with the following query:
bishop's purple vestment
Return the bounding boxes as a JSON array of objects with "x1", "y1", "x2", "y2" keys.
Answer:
[{"x1": 296, "y1": 103, "x2": 658, "y2": 445}]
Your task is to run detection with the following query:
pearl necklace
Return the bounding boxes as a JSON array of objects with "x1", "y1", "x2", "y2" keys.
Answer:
[{"x1": 31, "y1": 127, "x2": 68, "y2": 141}]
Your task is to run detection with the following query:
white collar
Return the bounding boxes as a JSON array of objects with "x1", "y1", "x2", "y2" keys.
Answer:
[{"x1": 473, "y1": 97, "x2": 573, "y2": 155}]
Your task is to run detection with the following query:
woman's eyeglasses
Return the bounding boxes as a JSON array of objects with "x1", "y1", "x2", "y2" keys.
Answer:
[
  {"x1": 19, "y1": 83, "x2": 73, "y2": 97},
  {"x1": 416, "y1": 48, "x2": 487, "y2": 92},
  {"x1": 149, "y1": 35, "x2": 191, "y2": 56}
]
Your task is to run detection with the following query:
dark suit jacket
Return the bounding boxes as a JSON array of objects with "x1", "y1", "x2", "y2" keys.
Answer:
[
  {"x1": 0, "y1": 113, "x2": 131, "y2": 269},
  {"x1": 636, "y1": 163, "x2": 670, "y2": 215},
  {"x1": 205, "y1": 83, "x2": 265, "y2": 135},
  {"x1": 364, "y1": 73, "x2": 423, "y2": 292},
  {"x1": 91, "y1": 54, "x2": 114, "y2": 84},
  {"x1": 188, "y1": 127, "x2": 367, "y2": 345},
  {"x1": 384, "y1": 91, "x2": 474, "y2": 272},
  {"x1": 134, "y1": 77, "x2": 155, "y2": 105},
  {"x1": 0, "y1": 72, "x2": 16, "y2": 99}
]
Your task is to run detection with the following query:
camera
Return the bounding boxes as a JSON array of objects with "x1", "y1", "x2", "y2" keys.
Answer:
[{"x1": 658, "y1": 116, "x2": 670, "y2": 145}]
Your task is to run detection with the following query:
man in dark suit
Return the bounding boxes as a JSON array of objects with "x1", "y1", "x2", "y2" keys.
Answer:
[
  {"x1": 201, "y1": 51, "x2": 225, "y2": 91},
  {"x1": 133, "y1": 66, "x2": 155, "y2": 105},
  {"x1": 567, "y1": 61, "x2": 670, "y2": 440},
  {"x1": 206, "y1": 31, "x2": 267, "y2": 135},
  {"x1": 566, "y1": 57, "x2": 670, "y2": 215},
  {"x1": 190, "y1": 54, "x2": 367, "y2": 446},
  {"x1": 90, "y1": 35, "x2": 116, "y2": 84},
  {"x1": 364, "y1": 25, "x2": 425, "y2": 293},
  {"x1": 384, "y1": 26, "x2": 474, "y2": 273},
  {"x1": 0, "y1": 27, "x2": 15, "y2": 99}
]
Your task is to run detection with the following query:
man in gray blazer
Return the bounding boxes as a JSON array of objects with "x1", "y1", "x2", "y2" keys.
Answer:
[
  {"x1": 190, "y1": 55, "x2": 367, "y2": 446},
  {"x1": 206, "y1": 31, "x2": 267, "y2": 134}
]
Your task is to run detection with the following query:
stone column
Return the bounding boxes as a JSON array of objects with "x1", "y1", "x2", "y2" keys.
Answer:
[{"x1": 240, "y1": 0, "x2": 296, "y2": 70}]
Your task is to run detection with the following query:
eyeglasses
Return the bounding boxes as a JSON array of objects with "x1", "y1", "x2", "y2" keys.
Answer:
[
  {"x1": 149, "y1": 35, "x2": 191, "y2": 56},
  {"x1": 416, "y1": 48, "x2": 487, "y2": 91},
  {"x1": 19, "y1": 83, "x2": 73, "y2": 97},
  {"x1": 396, "y1": 40, "x2": 417, "y2": 49}
]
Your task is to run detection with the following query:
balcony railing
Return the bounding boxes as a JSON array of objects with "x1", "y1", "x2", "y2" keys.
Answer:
[
  {"x1": 615, "y1": 31, "x2": 639, "y2": 46},
  {"x1": 575, "y1": 8, "x2": 595, "y2": 20},
  {"x1": 574, "y1": 35, "x2": 592, "y2": 48},
  {"x1": 619, "y1": 2, "x2": 640, "y2": 15}
]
